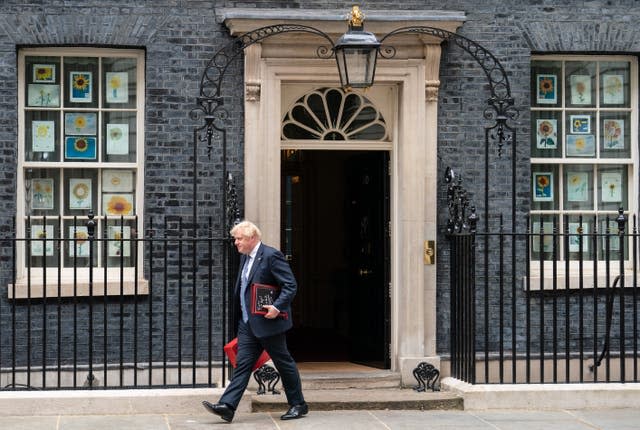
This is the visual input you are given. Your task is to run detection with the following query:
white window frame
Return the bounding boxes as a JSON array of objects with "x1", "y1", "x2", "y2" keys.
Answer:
[
  {"x1": 529, "y1": 54, "x2": 638, "y2": 290},
  {"x1": 14, "y1": 47, "x2": 146, "y2": 298}
]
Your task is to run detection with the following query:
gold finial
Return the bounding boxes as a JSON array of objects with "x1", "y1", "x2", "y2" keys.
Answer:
[{"x1": 348, "y1": 5, "x2": 365, "y2": 28}]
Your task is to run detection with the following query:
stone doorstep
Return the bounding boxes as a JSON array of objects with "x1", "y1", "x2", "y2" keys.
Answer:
[
  {"x1": 299, "y1": 371, "x2": 402, "y2": 390},
  {"x1": 251, "y1": 388, "x2": 463, "y2": 412}
]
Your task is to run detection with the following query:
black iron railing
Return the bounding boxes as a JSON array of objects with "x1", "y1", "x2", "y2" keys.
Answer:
[
  {"x1": 448, "y1": 207, "x2": 640, "y2": 384},
  {"x1": 0, "y1": 215, "x2": 237, "y2": 391}
]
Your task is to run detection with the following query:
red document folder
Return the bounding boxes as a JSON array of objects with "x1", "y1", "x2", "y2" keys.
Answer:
[
  {"x1": 223, "y1": 337, "x2": 271, "y2": 370},
  {"x1": 250, "y1": 283, "x2": 289, "y2": 319}
]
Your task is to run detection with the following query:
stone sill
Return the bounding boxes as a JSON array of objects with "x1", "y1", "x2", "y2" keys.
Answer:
[
  {"x1": 525, "y1": 269, "x2": 635, "y2": 291},
  {"x1": 8, "y1": 277, "x2": 149, "y2": 299}
]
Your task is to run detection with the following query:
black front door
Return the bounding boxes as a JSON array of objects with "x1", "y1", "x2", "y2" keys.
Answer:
[
  {"x1": 281, "y1": 150, "x2": 390, "y2": 368},
  {"x1": 345, "y1": 152, "x2": 390, "y2": 368}
]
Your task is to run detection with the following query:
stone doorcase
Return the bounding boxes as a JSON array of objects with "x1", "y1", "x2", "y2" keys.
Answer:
[{"x1": 217, "y1": 8, "x2": 465, "y2": 385}]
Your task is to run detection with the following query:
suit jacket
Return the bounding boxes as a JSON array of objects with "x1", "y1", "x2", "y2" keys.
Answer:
[{"x1": 234, "y1": 243, "x2": 296, "y2": 338}]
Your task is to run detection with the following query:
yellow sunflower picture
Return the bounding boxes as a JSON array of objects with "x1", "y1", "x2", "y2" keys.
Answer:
[
  {"x1": 65, "y1": 136, "x2": 96, "y2": 159},
  {"x1": 108, "y1": 225, "x2": 131, "y2": 257},
  {"x1": 70, "y1": 179, "x2": 92, "y2": 209},
  {"x1": 103, "y1": 194, "x2": 134, "y2": 216},
  {"x1": 65, "y1": 113, "x2": 96, "y2": 135},
  {"x1": 31, "y1": 225, "x2": 54, "y2": 256},
  {"x1": 31, "y1": 120, "x2": 55, "y2": 152},
  {"x1": 106, "y1": 72, "x2": 128, "y2": 103},
  {"x1": 70, "y1": 71, "x2": 92, "y2": 102},
  {"x1": 68, "y1": 227, "x2": 90, "y2": 257},
  {"x1": 33, "y1": 64, "x2": 55, "y2": 83},
  {"x1": 536, "y1": 74, "x2": 557, "y2": 104},
  {"x1": 533, "y1": 172, "x2": 553, "y2": 201}
]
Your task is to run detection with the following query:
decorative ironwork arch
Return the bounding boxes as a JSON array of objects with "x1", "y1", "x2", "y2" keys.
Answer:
[
  {"x1": 192, "y1": 22, "x2": 519, "y2": 233},
  {"x1": 380, "y1": 26, "x2": 519, "y2": 156}
]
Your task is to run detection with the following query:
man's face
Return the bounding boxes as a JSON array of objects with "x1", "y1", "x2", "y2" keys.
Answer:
[{"x1": 233, "y1": 233, "x2": 258, "y2": 255}]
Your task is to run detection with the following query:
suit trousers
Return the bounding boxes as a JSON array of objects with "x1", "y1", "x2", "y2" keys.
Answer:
[{"x1": 219, "y1": 320, "x2": 305, "y2": 410}]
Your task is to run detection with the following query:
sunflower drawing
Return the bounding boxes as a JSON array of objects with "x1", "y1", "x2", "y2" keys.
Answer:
[
  {"x1": 604, "y1": 75, "x2": 622, "y2": 98},
  {"x1": 575, "y1": 81, "x2": 586, "y2": 102},
  {"x1": 109, "y1": 127, "x2": 123, "y2": 141},
  {"x1": 74, "y1": 138, "x2": 88, "y2": 153},
  {"x1": 72, "y1": 182, "x2": 89, "y2": 199},
  {"x1": 539, "y1": 78, "x2": 553, "y2": 95},
  {"x1": 35, "y1": 123, "x2": 50, "y2": 138},
  {"x1": 74, "y1": 230, "x2": 88, "y2": 245},
  {"x1": 74, "y1": 115, "x2": 87, "y2": 130},
  {"x1": 109, "y1": 75, "x2": 122, "y2": 91},
  {"x1": 105, "y1": 195, "x2": 133, "y2": 216},
  {"x1": 537, "y1": 175, "x2": 549, "y2": 190},
  {"x1": 73, "y1": 73, "x2": 89, "y2": 91},
  {"x1": 35, "y1": 66, "x2": 53, "y2": 82},
  {"x1": 603, "y1": 120, "x2": 622, "y2": 148},
  {"x1": 534, "y1": 173, "x2": 552, "y2": 200},
  {"x1": 537, "y1": 120, "x2": 556, "y2": 148}
]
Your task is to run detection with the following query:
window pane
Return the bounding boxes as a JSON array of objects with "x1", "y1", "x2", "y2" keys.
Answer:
[
  {"x1": 531, "y1": 111, "x2": 562, "y2": 158},
  {"x1": 63, "y1": 57, "x2": 99, "y2": 108},
  {"x1": 26, "y1": 218, "x2": 59, "y2": 268},
  {"x1": 103, "y1": 57, "x2": 137, "y2": 109},
  {"x1": 102, "y1": 111, "x2": 136, "y2": 162},
  {"x1": 530, "y1": 215, "x2": 558, "y2": 261},
  {"x1": 563, "y1": 164, "x2": 593, "y2": 210},
  {"x1": 598, "y1": 215, "x2": 628, "y2": 260},
  {"x1": 565, "y1": 215, "x2": 594, "y2": 261},
  {"x1": 25, "y1": 56, "x2": 61, "y2": 108},
  {"x1": 102, "y1": 169, "x2": 136, "y2": 216},
  {"x1": 63, "y1": 112, "x2": 98, "y2": 161},
  {"x1": 25, "y1": 168, "x2": 60, "y2": 216},
  {"x1": 600, "y1": 112, "x2": 631, "y2": 158},
  {"x1": 565, "y1": 111, "x2": 596, "y2": 158},
  {"x1": 64, "y1": 168, "x2": 98, "y2": 216},
  {"x1": 598, "y1": 166, "x2": 627, "y2": 211},
  {"x1": 600, "y1": 61, "x2": 630, "y2": 107},
  {"x1": 25, "y1": 111, "x2": 60, "y2": 162},
  {"x1": 565, "y1": 61, "x2": 596, "y2": 108},
  {"x1": 104, "y1": 218, "x2": 136, "y2": 267},
  {"x1": 64, "y1": 219, "x2": 98, "y2": 267},
  {"x1": 531, "y1": 61, "x2": 562, "y2": 108},
  {"x1": 531, "y1": 164, "x2": 558, "y2": 210}
]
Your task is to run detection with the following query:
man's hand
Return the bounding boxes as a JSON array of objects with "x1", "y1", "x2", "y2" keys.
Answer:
[{"x1": 263, "y1": 305, "x2": 280, "y2": 319}]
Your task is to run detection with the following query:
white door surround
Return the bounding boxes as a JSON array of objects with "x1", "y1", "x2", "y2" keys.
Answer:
[{"x1": 219, "y1": 8, "x2": 465, "y2": 385}]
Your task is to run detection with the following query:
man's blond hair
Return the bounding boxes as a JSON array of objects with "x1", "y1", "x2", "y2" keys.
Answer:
[{"x1": 230, "y1": 220, "x2": 262, "y2": 239}]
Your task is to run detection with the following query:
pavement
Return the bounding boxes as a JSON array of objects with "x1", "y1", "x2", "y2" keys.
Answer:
[
  {"x1": 1, "y1": 408, "x2": 640, "y2": 429},
  {"x1": 2, "y1": 373, "x2": 640, "y2": 430}
]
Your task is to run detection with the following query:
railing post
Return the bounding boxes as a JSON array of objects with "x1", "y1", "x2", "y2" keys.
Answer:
[
  {"x1": 617, "y1": 207, "x2": 627, "y2": 381},
  {"x1": 445, "y1": 168, "x2": 477, "y2": 384},
  {"x1": 86, "y1": 210, "x2": 96, "y2": 388}
]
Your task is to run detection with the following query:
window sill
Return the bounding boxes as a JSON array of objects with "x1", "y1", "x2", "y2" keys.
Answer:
[
  {"x1": 8, "y1": 277, "x2": 149, "y2": 299},
  {"x1": 525, "y1": 269, "x2": 634, "y2": 291}
]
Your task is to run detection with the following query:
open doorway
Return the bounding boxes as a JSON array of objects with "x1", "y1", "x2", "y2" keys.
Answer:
[{"x1": 281, "y1": 150, "x2": 390, "y2": 368}]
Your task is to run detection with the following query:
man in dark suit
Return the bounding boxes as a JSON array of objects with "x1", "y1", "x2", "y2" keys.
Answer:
[{"x1": 202, "y1": 220, "x2": 307, "y2": 423}]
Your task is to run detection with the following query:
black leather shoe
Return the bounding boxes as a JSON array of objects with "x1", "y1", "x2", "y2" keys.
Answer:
[
  {"x1": 202, "y1": 401, "x2": 234, "y2": 423},
  {"x1": 280, "y1": 402, "x2": 309, "y2": 420}
]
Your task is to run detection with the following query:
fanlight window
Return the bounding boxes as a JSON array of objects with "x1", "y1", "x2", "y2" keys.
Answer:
[{"x1": 282, "y1": 87, "x2": 388, "y2": 141}]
